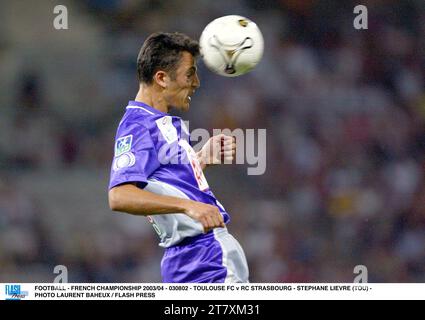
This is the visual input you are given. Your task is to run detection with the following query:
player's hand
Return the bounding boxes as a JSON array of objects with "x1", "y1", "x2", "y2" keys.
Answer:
[
  {"x1": 199, "y1": 134, "x2": 236, "y2": 167},
  {"x1": 184, "y1": 200, "x2": 225, "y2": 233}
]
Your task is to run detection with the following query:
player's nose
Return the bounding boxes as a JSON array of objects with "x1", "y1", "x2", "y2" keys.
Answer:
[{"x1": 192, "y1": 73, "x2": 200, "y2": 89}]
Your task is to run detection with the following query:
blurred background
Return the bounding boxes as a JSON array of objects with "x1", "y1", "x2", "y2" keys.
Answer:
[{"x1": 1, "y1": 0, "x2": 425, "y2": 282}]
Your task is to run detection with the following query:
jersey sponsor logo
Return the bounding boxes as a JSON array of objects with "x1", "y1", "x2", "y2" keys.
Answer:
[
  {"x1": 156, "y1": 116, "x2": 178, "y2": 144},
  {"x1": 115, "y1": 134, "x2": 133, "y2": 157},
  {"x1": 179, "y1": 139, "x2": 209, "y2": 191},
  {"x1": 113, "y1": 152, "x2": 136, "y2": 171}
]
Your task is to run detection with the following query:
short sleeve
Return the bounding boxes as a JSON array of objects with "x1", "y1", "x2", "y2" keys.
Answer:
[{"x1": 108, "y1": 121, "x2": 160, "y2": 189}]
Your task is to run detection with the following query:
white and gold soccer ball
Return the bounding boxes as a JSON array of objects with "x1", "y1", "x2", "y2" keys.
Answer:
[{"x1": 199, "y1": 15, "x2": 264, "y2": 77}]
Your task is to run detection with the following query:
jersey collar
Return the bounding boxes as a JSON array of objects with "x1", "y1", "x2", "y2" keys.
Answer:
[{"x1": 127, "y1": 101, "x2": 167, "y2": 115}]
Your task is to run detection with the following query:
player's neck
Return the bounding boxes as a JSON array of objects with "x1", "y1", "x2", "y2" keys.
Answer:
[{"x1": 135, "y1": 85, "x2": 169, "y2": 114}]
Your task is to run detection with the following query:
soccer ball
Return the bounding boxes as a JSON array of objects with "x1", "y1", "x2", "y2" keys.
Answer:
[{"x1": 199, "y1": 15, "x2": 264, "y2": 77}]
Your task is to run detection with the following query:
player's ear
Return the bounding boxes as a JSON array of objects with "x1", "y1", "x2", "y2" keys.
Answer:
[{"x1": 153, "y1": 70, "x2": 168, "y2": 89}]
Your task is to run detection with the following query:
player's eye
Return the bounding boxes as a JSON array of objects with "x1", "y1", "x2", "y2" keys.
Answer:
[
  {"x1": 186, "y1": 73, "x2": 194, "y2": 82},
  {"x1": 187, "y1": 67, "x2": 197, "y2": 77}
]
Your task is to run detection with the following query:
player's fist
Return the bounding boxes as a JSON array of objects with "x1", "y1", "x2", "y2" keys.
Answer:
[
  {"x1": 199, "y1": 134, "x2": 236, "y2": 166},
  {"x1": 184, "y1": 200, "x2": 225, "y2": 233}
]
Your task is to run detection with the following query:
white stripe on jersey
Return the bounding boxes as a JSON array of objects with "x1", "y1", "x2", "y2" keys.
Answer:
[{"x1": 145, "y1": 179, "x2": 204, "y2": 247}]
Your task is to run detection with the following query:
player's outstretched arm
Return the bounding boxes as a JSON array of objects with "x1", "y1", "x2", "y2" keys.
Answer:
[
  {"x1": 197, "y1": 134, "x2": 236, "y2": 170},
  {"x1": 109, "y1": 184, "x2": 225, "y2": 232}
]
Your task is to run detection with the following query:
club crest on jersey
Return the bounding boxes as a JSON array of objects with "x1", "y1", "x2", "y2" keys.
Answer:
[{"x1": 115, "y1": 135, "x2": 133, "y2": 157}]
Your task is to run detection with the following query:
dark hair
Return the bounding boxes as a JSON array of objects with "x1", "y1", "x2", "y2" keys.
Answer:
[{"x1": 137, "y1": 32, "x2": 200, "y2": 84}]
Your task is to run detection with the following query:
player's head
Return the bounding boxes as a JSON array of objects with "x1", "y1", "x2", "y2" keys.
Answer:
[{"x1": 137, "y1": 32, "x2": 200, "y2": 112}]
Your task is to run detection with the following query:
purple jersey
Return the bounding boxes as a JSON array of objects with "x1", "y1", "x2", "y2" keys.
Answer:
[{"x1": 109, "y1": 101, "x2": 230, "y2": 248}]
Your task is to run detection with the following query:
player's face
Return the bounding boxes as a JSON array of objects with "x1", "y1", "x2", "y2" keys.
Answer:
[{"x1": 165, "y1": 51, "x2": 200, "y2": 112}]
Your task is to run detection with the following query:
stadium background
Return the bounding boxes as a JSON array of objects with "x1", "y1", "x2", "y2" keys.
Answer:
[{"x1": 1, "y1": 0, "x2": 424, "y2": 282}]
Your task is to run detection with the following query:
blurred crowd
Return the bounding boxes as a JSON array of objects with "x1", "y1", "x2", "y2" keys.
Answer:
[{"x1": 1, "y1": 0, "x2": 425, "y2": 282}]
